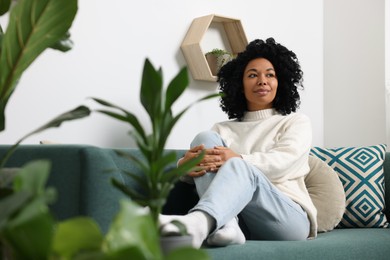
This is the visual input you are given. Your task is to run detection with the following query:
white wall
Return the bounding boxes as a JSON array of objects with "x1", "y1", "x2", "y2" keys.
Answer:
[
  {"x1": 0, "y1": 0, "x2": 324, "y2": 149},
  {"x1": 324, "y1": 0, "x2": 386, "y2": 147}
]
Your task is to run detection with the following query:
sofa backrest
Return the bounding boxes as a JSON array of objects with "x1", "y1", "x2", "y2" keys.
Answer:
[
  {"x1": 164, "y1": 150, "x2": 390, "y2": 222},
  {"x1": 1, "y1": 146, "x2": 388, "y2": 232}
]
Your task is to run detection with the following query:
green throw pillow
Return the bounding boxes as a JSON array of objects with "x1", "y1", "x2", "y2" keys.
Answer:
[{"x1": 310, "y1": 144, "x2": 389, "y2": 228}]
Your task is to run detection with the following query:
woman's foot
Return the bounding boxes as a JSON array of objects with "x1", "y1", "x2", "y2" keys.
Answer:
[
  {"x1": 207, "y1": 218, "x2": 246, "y2": 246},
  {"x1": 159, "y1": 211, "x2": 214, "y2": 248}
]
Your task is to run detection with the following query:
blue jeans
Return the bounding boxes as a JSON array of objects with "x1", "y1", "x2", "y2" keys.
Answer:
[{"x1": 189, "y1": 131, "x2": 310, "y2": 240}]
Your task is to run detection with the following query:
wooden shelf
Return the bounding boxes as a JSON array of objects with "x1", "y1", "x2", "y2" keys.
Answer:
[{"x1": 181, "y1": 14, "x2": 248, "y2": 82}]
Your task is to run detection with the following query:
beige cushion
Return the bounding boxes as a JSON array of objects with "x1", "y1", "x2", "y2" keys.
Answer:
[{"x1": 305, "y1": 155, "x2": 346, "y2": 232}]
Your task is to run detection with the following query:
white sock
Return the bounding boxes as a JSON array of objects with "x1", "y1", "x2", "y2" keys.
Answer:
[
  {"x1": 207, "y1": 217, "x2": 246, "y2": 246},
  {"x1": 159, "y1": 211, "x2": 214, "y2": 248}
]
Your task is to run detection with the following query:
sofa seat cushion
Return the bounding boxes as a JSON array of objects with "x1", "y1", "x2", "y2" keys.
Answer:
[{"x1": 205, "y1": 228, "x2": 390, "y2": 259}]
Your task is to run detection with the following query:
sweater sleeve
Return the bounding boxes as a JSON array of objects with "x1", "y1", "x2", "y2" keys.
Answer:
[{"x1": 240, "y1": 114, "x2": 312, "y2": 183}]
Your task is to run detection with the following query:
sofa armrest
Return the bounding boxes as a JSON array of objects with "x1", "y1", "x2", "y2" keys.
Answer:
[
  {"x1": 0, "y1": 145, "x2": 85, "y2": 220},
  {"x1": 0, "y1": 145, "x2": 125, "y2": 233}
]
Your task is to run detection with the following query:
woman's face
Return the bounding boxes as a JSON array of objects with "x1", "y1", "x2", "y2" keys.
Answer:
[{"x1": 242, "y1": 58, "x2": 278, "y2": 111}]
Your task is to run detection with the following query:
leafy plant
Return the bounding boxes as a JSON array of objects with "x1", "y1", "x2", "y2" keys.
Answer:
[
  {"x1": 0, "y1": 0, "x2": 214, "y2": 259},
  {"x1": 0, "y1": 160, "x2": 56, "y2": 259},
  {"x1": 205, "y1": 48, "x2": 233, "y2": 75},
  {"x1": 92, "y1": 58, "x2": 219, "y2": 228},
  {"x1": 0, "y1": 0, "x2": 78, "y2": 131},
  {"x1": 205, "y1": 48, "x2": 232, "y2": 56},
  {"x1": 0, "y1": 160, "x2": 209, "y2": 259},
  {"x1": 0, "y1": 106, "x2": 91, "y2": 258},
  {"x1": 0, "y1": 58, "x2": 216, "y2": 259}
]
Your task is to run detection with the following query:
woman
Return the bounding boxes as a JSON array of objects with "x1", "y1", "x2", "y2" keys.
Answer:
[{"x1": 160, "y1": 38, "x2": 317, "y2": 248}]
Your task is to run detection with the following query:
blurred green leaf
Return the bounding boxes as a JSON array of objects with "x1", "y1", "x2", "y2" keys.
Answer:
[
  {"x1": 104, "y1": 199, "x2": 162, "y2": 259},
  {"x1": 0, "y1": 166, "x2": 18, "y2": 189},
  {"x1": 165, "y1": 151, "x2": 205, "y2": 180},
  {"x1": 3, "y1": 196, "x2": 55, "y2": 259},
  {"x1": 0, "y1": 160, "x2": 55, "y2": 224},
  {"x1": 140, "y1": 59, "x2": 163, "y2": 122},
  {"x1": 165, "y1": 67, "x2": 189, "y2": 111},
  {"x1": 166, "y1": 247, "x2": 210, "y2": 260},
  {"x1": 71, "y1": 251, "x2": 105, "y2": 260},
  {"x1": 7, "y1": 189, "x2": 52, "y2": 229},
  {"x1": 0, "y1": 0, "x2": 11, "y2": 16},
  {"x1": 0, "y1": 190, "x2": 30, "y2": 230},
  {"x1": 105, "y1": 246, "x2": 147, "y2": 260},
  {"x1": 0, "y1": 0, "x2": 78, "y2": 131},
  {"x1": 0, "y1": 25, "x2": 3, "y2": 46},
  {"x1": 52, "y1": 217, "x2": 104, "y2": 259},
  {"x1": 50, "y1": 31, "x2": 74, "y2": 52},
  {"x1": 13, "y1": 160, "x2": 51, "y2": 194},
  {"x1": 20, "y1": 105, "x2": 91, "y2": 140}
]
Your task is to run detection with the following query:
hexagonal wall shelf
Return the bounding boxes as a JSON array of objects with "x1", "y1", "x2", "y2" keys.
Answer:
[{"x1": 181, "y1": 14, "x2": 248, "y2": 82}]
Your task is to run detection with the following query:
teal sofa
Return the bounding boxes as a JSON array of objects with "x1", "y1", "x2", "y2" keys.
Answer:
[{"x1": 1, "y1": 145, "x2": 389, "y2": 260}]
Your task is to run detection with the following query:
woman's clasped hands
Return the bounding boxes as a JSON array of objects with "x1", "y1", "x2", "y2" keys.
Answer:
[{"x1": 179, "y1": 144, "x2": 241, "y2": 177}]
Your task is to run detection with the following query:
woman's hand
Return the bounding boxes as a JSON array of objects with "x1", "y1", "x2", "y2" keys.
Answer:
[
  {"x1": 179, "y1": 144, "x2": 218, "y2": 177},
  {"x1": 179, "y1": 145, "x2": 241, "y2": 177},
  {"x1": 207, "y1": 146, "x2": 242, "y2": 163}
]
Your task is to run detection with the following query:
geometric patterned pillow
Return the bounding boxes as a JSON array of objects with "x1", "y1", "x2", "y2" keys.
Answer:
[{"x1": 310, "y1": 144, "x2": 389, "y2": 228}]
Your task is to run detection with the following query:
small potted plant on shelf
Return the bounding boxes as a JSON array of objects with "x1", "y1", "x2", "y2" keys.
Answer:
[{"x1": 205, "y1": 48, "x2": 233, "y2": 76}]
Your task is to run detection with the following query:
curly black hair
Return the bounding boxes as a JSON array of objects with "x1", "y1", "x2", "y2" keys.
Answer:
[{"x1": 217, "y1": 38, "x2": 303, "y2": 120}]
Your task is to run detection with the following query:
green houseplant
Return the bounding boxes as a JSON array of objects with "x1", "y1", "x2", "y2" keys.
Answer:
[
  {"x1": 0, "y1": 1, "x2": 92, "y2": 258},
  {"x1": 91, "y1": 58, "x2": 219, "y2": 236},
  {"x1": 0, "y1": 58, "x2": 214, "y2": 259},
  {"x1": 86, "y1": 57, "x2": 217, "y2": 257},
  {"x1": 0, "y1": 160, "x2": 209, "y2": 259},
  {"x1": 0, "y1": 0, "x2": 216, "y2": 258}
]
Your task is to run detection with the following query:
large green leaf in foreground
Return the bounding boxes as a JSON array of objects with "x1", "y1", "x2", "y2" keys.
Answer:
[{"x1": 0, "y1": 0, "x2": 78, "y2": 131}]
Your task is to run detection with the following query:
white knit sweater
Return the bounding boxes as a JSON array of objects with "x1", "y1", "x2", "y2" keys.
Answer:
[{"x1": 212, "y1": 108, "x2": 318, "y2": 238}]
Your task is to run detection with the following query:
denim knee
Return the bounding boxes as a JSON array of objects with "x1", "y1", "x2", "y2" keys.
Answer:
[
  {"x1": 220, "y1": 157, "x2": 257, "y2": 182},
  {"x1": 191, "y1": 130, "x2": 223, "y2": 148},
  {"x1": 223, "y1": 157, "x2": 247, "y2": 169},
  {"x1": 224, "y1": 157, "x2": 243, "y2": 165},
  {"x1": 220, "y1": 157, "x2": 247, "y2": 174}
]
